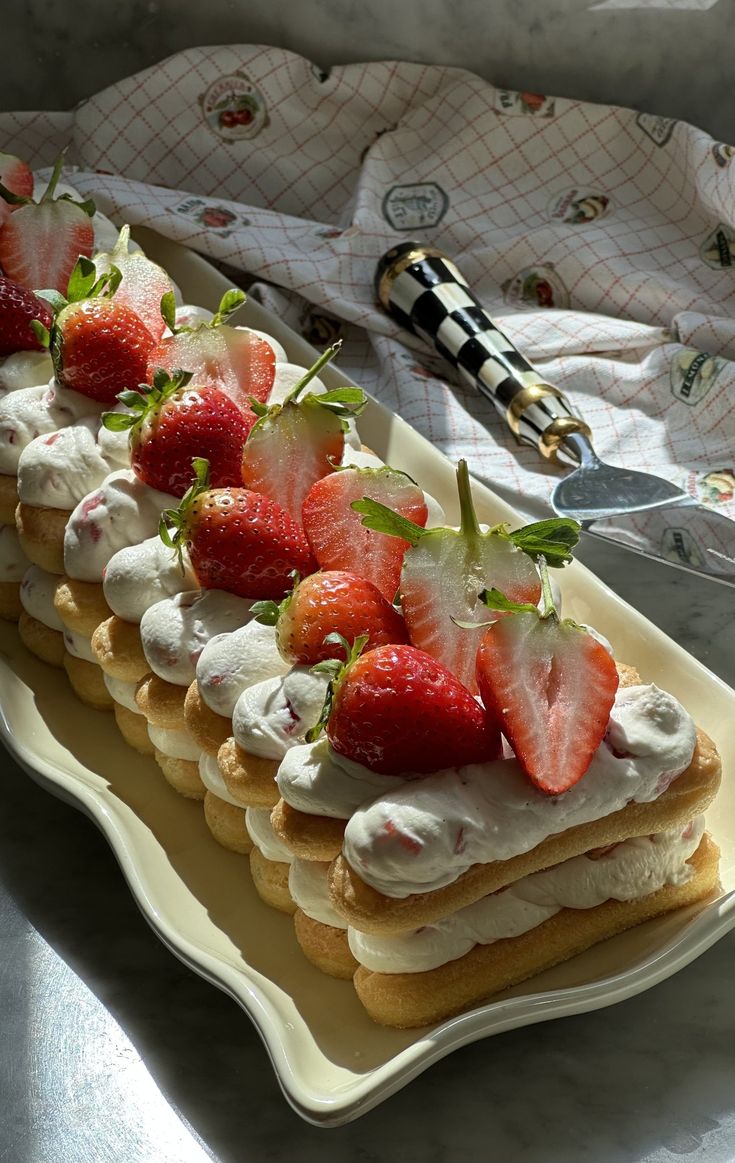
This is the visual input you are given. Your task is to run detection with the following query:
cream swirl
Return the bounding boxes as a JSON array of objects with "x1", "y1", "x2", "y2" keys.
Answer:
[
  {"x1": 198, "y1": 753, "x2": 243, "y2": 807},
  {"x1": 348, "y1": 819, "x2": 705, "y2": 973},
  {"x1": 148, "y1": 723, "x2": 201, "y2": 762},
  {"x1": 18, "y1": 422, "x2": 112, "y2": 510},
  {"x1": 232, "y1": 667, "x2": 329, "y2": 761},
  {"x1": 140, "y1": 589, "x2": 252, "y2": 686},
  {"x1": 276, "y1": 738, "x2": 400, "y2": 818},
  {"x1": 19, "y1": 565, "x2": 64, "y2": 630},
  {"x1": 103, "y1": 536, "x2": 196, "y2": 623},
  {"x1": 103, "y1": 673, "x2": 140, "y2": 713},
  {"x1": 0, "y1": 351, "x2": 53, "y2": 395},
  {"x1": 196, "y1": 619, "x2": 290, "y2": 718},
  {"x1": 289, "y1": 859, "x2": 347, "y2": 928},
  {"x1": 246, "y1": 807, "x2": 294, "y2": 864},
  {"x1": 342, "y1": 685, "x2": 697, "y2": 898},
  {"x1": 62, "y1": 628, "x2": 97, "y2": 663}
]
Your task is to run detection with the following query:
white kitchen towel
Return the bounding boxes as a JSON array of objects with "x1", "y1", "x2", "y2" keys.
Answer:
[{"x1": 2, "y1": 43, "x2": 734, "y2": 531}]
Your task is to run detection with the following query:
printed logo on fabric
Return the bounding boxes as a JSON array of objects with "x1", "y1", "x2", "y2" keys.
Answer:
[
  {"x1": 382, "y1": 183, "x2": 448, "y2": 231},
  {"x1": 502, "y1": 265, "x2": 570, "y2": 309},
  {"x1": 200, "y1": 72, "x2": 268, "y2": 141},
  {"x1": 685, "y1": 468, "x2": 735, "y2": 506},
  {"x1": 661, "y1": 527, "x2": 705, "y2": 567},
  {"x1": 494, "y1": 90, "x2": 556, "y2": 117},
  {"x1": 712, "y1": 143, "x2": 735, "y2": 168},
  {"x1": 175, "y1": 198, "x2": 251, "y2": 237},
  {"x1": 635, "y1": 113, "x2": 676, "y2": 146},
  {"x1": 669, "y1": 349, "x2": 725, "y2": 405},
  {"x1": 700, "y1": 224, "x2": 735, "y2": 269},
  {"x1": 547, "y1": 188, "x2": 610, "y2": 225}
]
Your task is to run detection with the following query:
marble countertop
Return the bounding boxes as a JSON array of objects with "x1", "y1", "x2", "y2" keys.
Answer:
[{"x1": 1, "y1": 538, "x2": 733, "y2": 1161}]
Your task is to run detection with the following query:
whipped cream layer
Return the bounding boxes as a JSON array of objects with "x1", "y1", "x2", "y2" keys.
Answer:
[
  {"x1": 246, "y1": 806, "x2": 295, "y2": 863},
  {"x1": 348, "y1": 818, "x2": 706, "y2": 973},
  {"x1": 62, "y1": 628, "x2": 96, "y2": 663},
  {"x1": 0, "y1": 382, "x2": 103, "y2": 475},
  {"x1": 198, "y1": 753, "x2": 243, "y2": 807},
  {"x1": 141, "y1": 589, "x2": 252, "y2": 686},
  {"x1": 289, "y1": 858, "x2": 347, "y2": 929},
  {"x1": 103, "y1": 673, "x2": 140, "y2": 713},
  {"x1": 148, "y1": 723, "x2": 201, "y2": 762},
  {"x1": 20, "y1": 566, "x2": 64, "y2": 630},
  {"x1": 104, "y1": 537, "x2": 196, "y2": 623},
  {"x1": 232, "y1": 667, "x2": 329, "y2": 760},
  {"x1": 196, "y1": 619, "x2": 290, "y2": 718},
  {"x1": 342, "y1": 685, "x2": 697, "y2": 897},
  {"x1": 18, "y1": 423, "x2": 111, "y2": 510},
  {"x1": 277, "y1": 738, "x2": 401, "y2": 818},
  {"x1": 64, "y1": 470, "x2": 178, "y2": 582},
  {"x1": 0, "y1": 351, "x2": 53, "y2": 395},
  {"x1": 0, "y1": 523, "x2": 28, "y2": 583}
]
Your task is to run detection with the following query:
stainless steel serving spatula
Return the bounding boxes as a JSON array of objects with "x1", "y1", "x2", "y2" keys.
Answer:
[{"x1": 375, "y1": 242, "x2": 735, "y2": 587}]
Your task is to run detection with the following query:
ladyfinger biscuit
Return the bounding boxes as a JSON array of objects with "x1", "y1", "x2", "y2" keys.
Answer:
[
  {"x1": 216, "y1": 737, "x2": 279, "y2": 808},
  {"x1": 185, "y1": 680, "x2": 231, "y2": 756},
  {"x1": 15, "y1": 503, "x2": 70, "y2": 575},
  {"x1": 0, "y1": 581, "x2": 22, "y2": 621},
  {"x1": 91, "y1": 615, "x2": 149, "y2": 682},
  {"x1": 63, "y1": 652, "x2": 114, "y2": 711},
  {"x1": 249, "y1": 846, "x2": 296, "y2": 915},
  {"x1": 18, "y1": 610, "x2": 65, "y2": 667},
  {"x1": 353, "y1": 834, "x2": 720, "y2": 1028},
  {"x1": 271, "y1": 799, "x2": 347, "y2": 862},
  {"x1": 293, "y1": 909, "x2": 358, "y2": 980},
  {"x1": 0, "y1": 474, "x2": 19, "y2": 524},
  {"x1": 154, "y1": 751, "x2": 206, "y2": 800},
  {"x1": 135, "y1": 672, "x2": 187, "y2": 729},
  {"x1": 113, "y1": 702, "x2": 156, "y2": 755},
  {"x1": 330, "y1": 729, "x2": 721, "y2": 936},
  {"x1": 54, "y1": 576, "x2": 112, "y2": 636},
  {"x1": 203, "y1": 791, "x2": 252, "y2": 854}
]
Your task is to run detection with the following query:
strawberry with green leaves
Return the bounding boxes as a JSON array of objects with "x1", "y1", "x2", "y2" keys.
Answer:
[
  {"x1": 160, "y1": 458, "x2": 316, "y2": 600},
  {"x1": 306, "y1": 639, "x2": 501, "y2": 775},
  {"x1": 475, "y1": 561, "x2": 619, "y2": 794},
  {"x1": 355, "y1": 460, "x2": 578, "y2": 691},
  {"x1": 103, "y1": 369, "x2": 254, "y2": 496},
  {"x1": 252, "y1": 569, "x2": 408, "y2": 666},
  {"x1": 149, "y1": 289, "x2": 275, "y2": 416},
  {"x1": 0, "y1": 153, "x2": 94, "y2": 293},
  {"x1": 93, "y1": 225, "x2": 173, "y2": 341},
  {"x1": 241, "y1": 344, "x2": 366, "y2": 524},
  {"x1": 301, "y1": 464, "x2": 428, "y2": 601},
  {"x1": 42, "y1": 257, "x2": 155, "y2": 403}
]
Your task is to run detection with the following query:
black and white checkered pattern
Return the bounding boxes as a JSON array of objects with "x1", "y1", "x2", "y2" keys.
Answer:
[{"x1": 378, "y1": 248, "x2": 577, "y2": 449}]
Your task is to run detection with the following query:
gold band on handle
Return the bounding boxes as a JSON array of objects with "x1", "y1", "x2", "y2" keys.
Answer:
[
  {"x1": 538, "y1": 417, "x2": 593, "y2": 460},
  {"x1": 505, "y1": 383, "x2": 564, "y2": 434},
  {"x1": 376, "y1": 245, "x2": 447, "y2": 309}
]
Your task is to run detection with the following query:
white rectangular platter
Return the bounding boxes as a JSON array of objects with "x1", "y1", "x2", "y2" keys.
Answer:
[{"x1": 0, "y1": 228, "x2": 733, "y2": 1126}]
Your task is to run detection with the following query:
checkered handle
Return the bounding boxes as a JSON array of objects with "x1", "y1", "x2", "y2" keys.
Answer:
[{"x1": 375, "y1": 242, "x2": 590, "y2": 457}]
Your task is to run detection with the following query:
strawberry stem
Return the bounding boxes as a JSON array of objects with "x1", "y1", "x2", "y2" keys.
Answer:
[
  {"x1": 456, "y1": 459, "x2": 481, "y2": 539},
  {"x1": 159, "y1": 456, "x2": 210, "y2": 568},
  {"x1": 284, "y1": 342, "x2": 342, "y2": 404},
  {"x1": 537, "y1": 557, "x2": 558, "y2": 620},
  {"x1": 306, "y1": 632, "x2": 368, "y2": 742},
  {"x1": 40, "y1": 152, "x2": 66, "y2": 204}
]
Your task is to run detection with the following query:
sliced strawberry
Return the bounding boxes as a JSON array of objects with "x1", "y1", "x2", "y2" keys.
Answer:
[
  {"x1": 104, "y1": 369, "x2": 254, "y2": 496},
  {"x1": 475, "y1": 573, "x2": 619, "y2": 793},
  {"x1": 353, "y1": 461, "x2": 576, "y2": 690},
  {"x1": 0, "y1": 277, "x2": 53, "y2": 357},
  {"x1": 313, "y1": 642, "x2": 500, "y2": 775},
  {"x1": 253, "y1": 569, "x2": 408, "y2": 665},
  {"x1": 0, "y1": 152, "x2": 34, "y2": 202},
  {"x1": 0, "y1": 154, "x2": 94, "y2": 294},
  {"x1": 160, "y1": 458, "x2": 317, "y2": 600},
  {"x1": 149, "y1": 289, "x2": 275, "y2": 415},
  {"x1": 241, "y1": 346, "x2": 364, "y2": 524},
  {"x1": 301, "y1": 465, "x2": 428, "y2": 601},
  {"x1": 93, "y1": 225, "x2": 173, "y2": 341}
]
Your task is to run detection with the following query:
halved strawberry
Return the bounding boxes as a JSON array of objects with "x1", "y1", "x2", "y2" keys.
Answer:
[
  {"x1": 241, "y1": 345, "x2": 365, "y2": 524},
  {"x1": 475, "y1": 571, "x2": 619, "y2": 793},
  {"x1": 301, "y1": 465, "x2": 428, "y2": 601},
  {"x1": 104, "y1": 369, "x2": 255, "y2": 496},
  {"x1": 93, "y1": 225, "x2": 173, "y2": 341},
  {"x1": 0, "y1": 152, "x2": 33, "y2": 202},
  {"x1": 253, "y1": 569, "x2": 408, "y2": 665},
  {"x1": 0, "y1": 154, "x2": 94, "y2": 293},
  {"x1": 149, "y1": 289, "x2": 275, "y2": 415},
  {"x1": 309, "y1": 641, "x2": 501, "y2": 775},
  {"x1": 160, "y1": 458, "x2": 317, "y2": 600},
  {"x1": 354, "y1": 461, "x2": 578, "y2": 691}
]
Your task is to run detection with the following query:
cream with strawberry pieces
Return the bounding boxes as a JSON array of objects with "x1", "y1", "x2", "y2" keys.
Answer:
[{"x1": 0, "y1": 521, "x2": 28, "y2": 620}]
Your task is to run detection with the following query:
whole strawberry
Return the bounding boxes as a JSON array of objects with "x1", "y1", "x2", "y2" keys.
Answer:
[
  {"x1": 0, "y1": 277, "x2": 53, "y2": 357},
  {"x1": 104, "y1": 369, "x2": 254, "y2": 496},
  {"x1": 310, "y1": 641, "x2": 501, "y2": 775},
  {"x1": 475, "y1": 563, "x2": 619, "y2": 794},
  {"x1": 0, "y1": 153, "x2": 94, "y2": 293},
  {"x1": 160, "y1": 458, "x2": 317, "y2": 600},
  {"x1": 252, "y1": 569, "x2": 408, "y2": 665}
]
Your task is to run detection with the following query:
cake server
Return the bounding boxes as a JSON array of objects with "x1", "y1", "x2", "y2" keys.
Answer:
[{"x1": 375, "y1": 242, "x2": 735, "y2": 587}]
